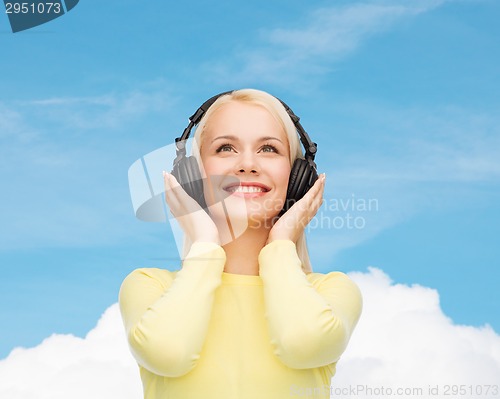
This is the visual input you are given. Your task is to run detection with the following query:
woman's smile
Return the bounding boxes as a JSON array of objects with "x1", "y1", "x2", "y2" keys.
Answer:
[{"x1": 223, "y1": 182, "x2": 271, "y2": 198}]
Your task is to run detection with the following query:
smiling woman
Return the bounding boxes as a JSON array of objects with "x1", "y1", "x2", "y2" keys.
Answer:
[
  {"x1": 118, "y1": 89, "x2": 363, "y2": 399},
  {"x1": 199, "y1": 101, "x2": 292, "y2": 255}
]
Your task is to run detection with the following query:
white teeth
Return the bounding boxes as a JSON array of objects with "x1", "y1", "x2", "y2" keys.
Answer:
[{"x1": 228, "y1": 186, "x2": 265, "y2": 193}]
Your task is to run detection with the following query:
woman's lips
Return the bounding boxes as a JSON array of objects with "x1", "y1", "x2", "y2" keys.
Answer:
[{"x1": 223, "y1": 182, "x2": 270, "y2": 198}]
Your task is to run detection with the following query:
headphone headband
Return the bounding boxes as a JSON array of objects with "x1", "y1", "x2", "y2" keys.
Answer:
[{"x1": 174, "y1": 90, "x2": 317, "y2": 160}]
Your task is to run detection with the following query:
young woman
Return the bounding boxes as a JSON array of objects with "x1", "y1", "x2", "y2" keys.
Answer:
[{"x1": 119, "y1": 89, "x2": 362, "y2": 399}]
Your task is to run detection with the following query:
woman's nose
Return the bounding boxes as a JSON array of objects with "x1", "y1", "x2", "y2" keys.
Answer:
[{"x1": 236, "y1": 152, "x2": 259, "y2": 174}]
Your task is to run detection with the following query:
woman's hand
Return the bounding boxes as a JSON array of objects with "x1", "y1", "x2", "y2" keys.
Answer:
[
  {"x1": 163, "y1": 171, "x2": 220, "y2": 245},
  {"x1": 267, "y1": 173, "x2": 326, "y2": 244}
]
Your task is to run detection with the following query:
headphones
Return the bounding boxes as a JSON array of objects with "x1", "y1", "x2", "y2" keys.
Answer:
[{"x1": 171, "y1": 90, "x2": 319, "y2": 215}]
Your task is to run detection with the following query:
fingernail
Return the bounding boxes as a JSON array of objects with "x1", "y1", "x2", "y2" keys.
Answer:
[
  {"x1": 321, "y1": 173, "x2": 326, "y2": 180},
  {"x1": 163, "y1": 170, "x2": 167, "y2": 178}
]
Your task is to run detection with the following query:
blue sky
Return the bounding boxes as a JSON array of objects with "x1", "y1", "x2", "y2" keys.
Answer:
[{"x1": 0, "y1": 0, "x2": 499, "y2": 359}]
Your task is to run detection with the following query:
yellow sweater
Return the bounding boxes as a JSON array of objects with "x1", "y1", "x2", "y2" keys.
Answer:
[{"x1": 119, "y1": 240, "x2": 362, "y2": 399}]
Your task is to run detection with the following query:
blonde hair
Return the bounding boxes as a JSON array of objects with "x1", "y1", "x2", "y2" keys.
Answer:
[{"x1": 185, "y1": 89, "x2": 313, "y2": 274}]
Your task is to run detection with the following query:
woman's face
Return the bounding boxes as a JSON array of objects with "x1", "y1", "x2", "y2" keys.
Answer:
[{"x1": 199, "y1": 101, "x2": 291, "y2": 231}]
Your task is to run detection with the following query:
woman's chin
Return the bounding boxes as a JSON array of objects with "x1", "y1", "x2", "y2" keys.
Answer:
[
  {"x1": 204, "y1": 195, "x2": 283, "y2": 241},
  {"x1": 208, "y1": 207, "x2": 279, "y2": 238}
]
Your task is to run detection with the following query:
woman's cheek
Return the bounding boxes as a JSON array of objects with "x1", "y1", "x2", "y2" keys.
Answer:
[
  {"x1": 202, "y1": 157, "x2": 230, "y2": 177},
  {"x1": 200, "y1": 156, "x2": 216, "y2": 176}
]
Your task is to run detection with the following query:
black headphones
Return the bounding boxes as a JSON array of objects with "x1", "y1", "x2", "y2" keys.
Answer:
[{"x1": 171, "y1": 90, "x2": 319, "y2": 215}]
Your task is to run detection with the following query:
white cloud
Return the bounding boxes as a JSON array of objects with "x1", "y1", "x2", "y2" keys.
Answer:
[
  {"x1": 1, "y1": 268, "x2": 498, "y2": 399},
  {"x1": 335, "y1": 268, "x2": 500, "y2": 398},
  {"x1": 0, "y1": 304, "x2": 142, "y2": 399},
  {"x1": 205, "y1": 0, "x2": 450, "y2": 86}
]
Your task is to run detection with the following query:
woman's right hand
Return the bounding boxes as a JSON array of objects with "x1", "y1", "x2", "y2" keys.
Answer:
[{"x1": 163, "y1": 171, "x2": 220, "y2": 245}]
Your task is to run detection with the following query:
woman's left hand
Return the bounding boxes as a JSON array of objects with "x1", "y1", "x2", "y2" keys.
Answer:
[{"x1": 267, "y1": 173, "x2": 326, "y2": 244}]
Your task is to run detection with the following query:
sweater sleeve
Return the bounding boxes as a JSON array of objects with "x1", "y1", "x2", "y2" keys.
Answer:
[
  {"x1": 258, "y1": 240, "x2": 362, "y2": 369},
  {"x1": 118, "y1": 242, "x2": 226, "y2": 377}
]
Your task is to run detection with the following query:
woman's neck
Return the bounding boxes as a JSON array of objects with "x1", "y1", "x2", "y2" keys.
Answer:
[{"x1": 221, "y1": 225, "x2": 270, "y2": 276}]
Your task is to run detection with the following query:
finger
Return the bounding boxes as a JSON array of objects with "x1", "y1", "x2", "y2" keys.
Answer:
[
  {"x1": 163, "y1": 171, "x2": 181, "y2": 216},
  {"x1": 163, "y1": 171, "x2": 205, "y2": 218},
  {"x1": 295, "y1": 173, "x2": 325, "y2": 213},
  {"x1": 302, "y1": 173, "x2": 325, "y2": 203},
  {"x1": 314, "y1": 173, "x2": 326, "y2": 195},
  {"x1": 167, "y1": 171, "x2": 181, "y2": 188},
  {"x1": 163, "y1": 171, "x2": 178, "y2": 203},
  {"x1": 164, "y1": 171, "x2": 189, "y2": 204},
  {"x1": 311, "y1": 174, "x2": 325, "y2": 200},
  {"x1": 298, "y1": 174, "x2": 325, "y2": 222},
  {"x1": 164, "y1": 171, "x2": 192, "y2": 215},
  {"x1": 309, "y1": 177, "x2": 325, "y2": 215},
  {"x1": 311, "y1": 174, "x2": 326, "y2": 208}
]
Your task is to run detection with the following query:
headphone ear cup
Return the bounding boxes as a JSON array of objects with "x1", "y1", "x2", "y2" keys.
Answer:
[
  {"x1": 286, "y1": 158, "x2": 306, "y2": 207},
  {"x1": 282, "y1": 158, "x2": 318, "y2": 213},
  {"x1": 171, "y1": 156, "x2": 207, "y2": 209}
]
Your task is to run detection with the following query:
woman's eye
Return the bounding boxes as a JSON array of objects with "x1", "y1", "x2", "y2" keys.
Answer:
[
  {"x1": 261, "y1": 144, "x2": 278, "y2": 153},
  {"x1": 216, "y1": 144, "x2": 234, "y2": 153}
]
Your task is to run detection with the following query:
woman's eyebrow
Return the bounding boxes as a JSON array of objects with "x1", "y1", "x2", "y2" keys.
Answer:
[
  {"x1": 210, "y1": 135, "x2": 284, "y2": 144},
  {"x1": 258, "y1": 136, "x2": 284, "y2": 144},
  {"x1": 211, "y1": 135, "x2": 239, "y2": 143}
]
